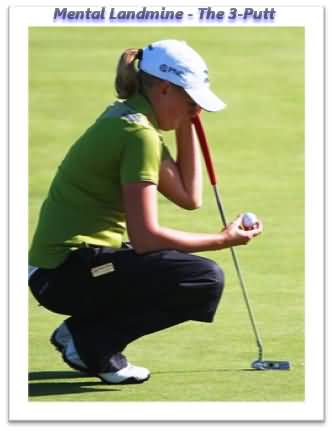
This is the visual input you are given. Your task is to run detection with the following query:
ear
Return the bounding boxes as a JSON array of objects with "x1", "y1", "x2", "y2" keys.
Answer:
[{"x1": 160, "y1": 81, "x2": 171, "y2": 95}]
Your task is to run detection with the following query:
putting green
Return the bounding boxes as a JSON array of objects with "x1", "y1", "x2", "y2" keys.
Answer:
[{"x1": 29, "y1": 26, "x2": 304, "y2": 401}]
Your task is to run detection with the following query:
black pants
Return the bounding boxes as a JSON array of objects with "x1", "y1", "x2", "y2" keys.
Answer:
[{"x1": 29, "y1": 246, "x2": 224, "y2": 373}]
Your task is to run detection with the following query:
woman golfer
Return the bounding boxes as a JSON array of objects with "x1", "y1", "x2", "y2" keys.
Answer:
[{"x1": 29, "y1": 40, "x2": 263, "y2": 384}]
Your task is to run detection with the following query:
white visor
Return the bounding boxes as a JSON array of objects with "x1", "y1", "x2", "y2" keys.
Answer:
[
  {"x1": 139, "y1": 40, "x2": 226, "y2": 112},
  {"x1": 185, "y1": 87, "x2": 226, "y2": 112}
]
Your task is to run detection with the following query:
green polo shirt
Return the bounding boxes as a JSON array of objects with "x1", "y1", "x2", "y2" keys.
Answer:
[{"x1": 29, "y1": 94, "x2": 171, "y2": 268}]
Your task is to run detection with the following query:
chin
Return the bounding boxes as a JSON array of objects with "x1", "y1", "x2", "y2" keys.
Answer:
[
  {"x1": 160, "y1": 125, "x2": 174, "y2": 131},
  {"x1": 158, "y1": 117, "x2": 182, "y2": 131},
  {"x1": 158, "y1": 120, "x2": 175, "y2": 131}
]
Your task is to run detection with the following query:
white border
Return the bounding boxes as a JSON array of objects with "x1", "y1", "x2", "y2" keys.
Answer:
[{"x1": 8, "y1": 3, "x2": 325, "y2": 422}]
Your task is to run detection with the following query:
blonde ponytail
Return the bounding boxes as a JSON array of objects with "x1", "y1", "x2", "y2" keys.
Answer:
[{"x1": 115, "y1": 48, "x2": 141, "y2": 99}]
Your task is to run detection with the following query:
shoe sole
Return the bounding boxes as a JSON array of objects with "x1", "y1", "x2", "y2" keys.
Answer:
[
  {"x1": 51, "y1": 329, "x2": 149, "y2": 384},
  {"x1": 98, "y1": 373, "x2": 151, "y2": 385},
  {"x1": 61, "y1": 353, "x2": 150, "y2": 383},
  {"x1": 62, "y1": 354, "x2": 150, "y2": 385}
]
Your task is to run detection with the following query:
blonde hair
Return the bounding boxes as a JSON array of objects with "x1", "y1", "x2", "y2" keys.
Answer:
[
  {"x1": 115, "y1": 49, "x2": 141, "y2": 99},
  {"x1": 115, "y1": 48, "x2": 163, "y2": 99}
]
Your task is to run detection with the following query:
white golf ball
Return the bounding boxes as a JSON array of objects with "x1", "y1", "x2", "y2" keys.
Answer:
[{"x1": 242, "y1": 212, "x2": 258, "y2": 230}]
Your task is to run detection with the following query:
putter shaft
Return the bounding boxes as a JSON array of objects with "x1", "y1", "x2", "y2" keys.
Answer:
[
  {"x1": 212, "y1": 185, "x2": 264, "y2": 361},
  {"x1": 192, "y1": 115, "x2": 264, "y2": 363}
]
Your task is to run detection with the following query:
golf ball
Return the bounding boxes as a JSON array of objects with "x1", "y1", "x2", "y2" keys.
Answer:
[{"x1": 242, "y1": 212, "x2": 258, "y2": 230}]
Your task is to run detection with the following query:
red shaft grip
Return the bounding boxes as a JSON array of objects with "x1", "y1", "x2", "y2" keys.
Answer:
[{"x1": 192, "y1": 116, "x2": 217, "y2": 186}]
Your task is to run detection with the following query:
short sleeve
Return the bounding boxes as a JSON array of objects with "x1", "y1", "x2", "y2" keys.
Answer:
[
  {"x1": 161, "y1": 141, "x2": 172, "y2": 162},
  {"x1": 120, "y1": 127, "x2": 162, "y2": 185}
]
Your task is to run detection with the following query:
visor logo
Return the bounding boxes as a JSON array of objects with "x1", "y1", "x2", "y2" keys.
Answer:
[{"x1": 159, "y1": 64, "x2": 184, "y2": 77}]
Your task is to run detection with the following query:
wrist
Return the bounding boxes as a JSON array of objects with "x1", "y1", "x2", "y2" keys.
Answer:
[{"x1": 215, "y1": 231, "x2": 229, "y2": 250}]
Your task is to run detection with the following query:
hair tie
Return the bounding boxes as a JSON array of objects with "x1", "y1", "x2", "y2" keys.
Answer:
[{"x1": 136, "y1": 49, "x2": 143, "y2": 61}]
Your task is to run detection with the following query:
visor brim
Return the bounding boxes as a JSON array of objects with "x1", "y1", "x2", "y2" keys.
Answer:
[{"x1": 186, "y1": 87, "x2": 226, "y2": 112}]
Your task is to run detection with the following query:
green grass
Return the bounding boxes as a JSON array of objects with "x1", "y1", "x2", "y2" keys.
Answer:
[{"x1": 29, "y1": 27, "x2": 304, "y2": 401}]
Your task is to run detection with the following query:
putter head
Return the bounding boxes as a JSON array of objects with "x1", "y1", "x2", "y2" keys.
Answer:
[{"x1": 251, "y1": 360, "x2": 291, "y2": 370}]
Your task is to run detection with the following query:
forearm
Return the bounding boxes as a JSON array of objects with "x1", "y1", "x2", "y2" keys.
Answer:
[
  {"x1": 123, "y1": 183, "x2": 263, "y2": 255},
  {"x1": 175, "y1": 121, "x2": 202, "y2": 207},
  {"x1": 130, "y1": 225, "x2": 226, "y2": 254}
]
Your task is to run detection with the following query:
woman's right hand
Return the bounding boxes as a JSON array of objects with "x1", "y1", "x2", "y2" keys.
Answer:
[
  {"x1": 221, "y1": 214, "x2": 263, "y2": 248},
  {"x1": 123, "y1": 182, "x2": 263, "y2": 254}
]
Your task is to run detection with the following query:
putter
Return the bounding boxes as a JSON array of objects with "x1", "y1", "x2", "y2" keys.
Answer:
[{"x1": 192, "y1": 115, "x2": 290, "y2": 371}]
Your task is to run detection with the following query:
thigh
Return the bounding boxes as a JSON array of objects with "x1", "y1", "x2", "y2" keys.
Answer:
[
  {"x1": 29, "y1": 246, "x2": 121, "y2": 316},
  {"x1": 94, "y1": 247, "x2": 223, "y2": 313},
  {"x1": 32, "y1": 246, "x2": 223, "y2": 318}
]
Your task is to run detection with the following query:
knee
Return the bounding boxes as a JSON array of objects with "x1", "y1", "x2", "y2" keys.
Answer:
[
  {"x1": 202, "y1": 259, "x2": 225, "y2": 293},
  {"x1": 194, "y1": 259, "x2": 225, "y2": 322}
]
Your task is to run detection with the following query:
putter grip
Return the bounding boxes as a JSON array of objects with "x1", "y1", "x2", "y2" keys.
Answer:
[{"x1": 192, "y1": 116, "x2": 217, "y2": 186}]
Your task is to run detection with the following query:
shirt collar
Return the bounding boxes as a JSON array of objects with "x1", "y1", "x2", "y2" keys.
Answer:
[{"x1": 124, "y1": 93, "x2": 159, "y2": 130}]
